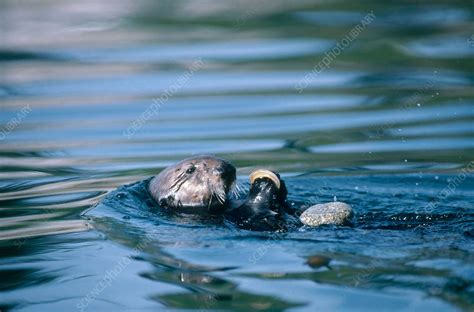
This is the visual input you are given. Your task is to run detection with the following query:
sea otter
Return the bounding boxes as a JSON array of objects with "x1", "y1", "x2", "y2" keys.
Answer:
[
  {"x1": 148, "y1": 155, "x2": 290, "y2": 230},
  {"x1": 148, "y1": 155, "x2": 352, "y2": 231}
]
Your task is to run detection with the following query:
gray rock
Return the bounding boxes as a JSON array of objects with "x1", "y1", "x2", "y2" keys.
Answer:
[{"x1": 300, "y1": 202, "x2": 353, "y2": 227}]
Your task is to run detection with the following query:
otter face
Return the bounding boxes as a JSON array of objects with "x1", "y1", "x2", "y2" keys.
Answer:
[{"x1": 149, "y1": 155, "x2": 236, "y2": 214}]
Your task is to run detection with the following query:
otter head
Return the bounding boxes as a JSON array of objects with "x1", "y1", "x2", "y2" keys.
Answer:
[{"x1": 148, "y1": 155, "x2": 236, "y2": 214}]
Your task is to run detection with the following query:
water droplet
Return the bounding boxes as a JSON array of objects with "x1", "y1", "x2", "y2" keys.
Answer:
[
  {"x1": 435, "y1": 176, "x2": 439, "y2": 180},
  {"x1": 404, "y1": 159, "x2": 408, "y2": 162},
  {"x1": 333, "y1": 196, "x2": 337, "y2": 202},
  {"x1": 416, "y1": 103, "x2": 421, "y2": 107},
  {"x1": 355, "y1": 186, "x2": 359, "y2": 190},
  {"x1": 415, "y1": 182, "x2": 419, "y2": 186}
]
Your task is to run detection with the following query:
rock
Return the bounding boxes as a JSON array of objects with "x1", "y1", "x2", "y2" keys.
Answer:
[
  {"x1": 306, "y1": 255, "x2": 331, "y2": 268},
  {"x1": 300, "y1": 201, "x2": 353, "y2": 227}
]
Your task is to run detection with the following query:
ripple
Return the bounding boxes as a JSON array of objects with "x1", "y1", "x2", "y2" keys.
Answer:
[
  {"x1": 9, "y1": 71, "x2": 362, "y2": 98},
  {"x1": 50, "y1": 39, "x2": 333, "y2": 63},
  {"x1": 293, "y1": 11, "x2": 366, "y2": 26},
  {"x1": 378, "y1": 6, "x2": 470, "y2": 27},
  {"x1": 310, "y1": 138, "x2": 474, "y2": 153},
  {"x1": 388, "y1": 121, "x2": 474, "y2": 137},
  {"x1": 2, "y1": 103, "x2": 472, "y2": 143},
  {"x1": 0, "y1": 220, "x2": 90, "y2": 241},
  {"x1": 0, "y1": 94, "x2": 369, "y2": 124},
  {"x1": 407, "y1": 35, "x2": 474, "y2": 59},
  {"x1": 64, "y1": 139, "x2": 286, "y2": 158}
]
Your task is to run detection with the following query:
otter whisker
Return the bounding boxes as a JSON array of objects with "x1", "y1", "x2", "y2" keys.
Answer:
[
  {"x1": 206, "y1": 180, "x2": 214, "y2": 210},
  {"x1": 238, "y1": 181, "x2": 245, "y2": 194},
  {"x1": 207, "y1": 181, "x2": 225, "y2": 210},
  {"x1": 219, "y1": 190, "x2": 226, "y2": 204},
  {"x1": 211, "y1": 182, "x2": 226, "y2": 205},
  {"x1": 217, "y1": 190, "x2": 225, "y2": 204},
  {"x1": 230, "y1": 180, "x2": 245, "y2": 199},
  {"x1": 208, "y1": 195, "x2": 213, "y2": 210},
  {"x1": 230, "y1": 187, "x2": 238, "y2": 199},
  {"x1": 229, "y1": 181, "x2": 237, "y2": 199}
]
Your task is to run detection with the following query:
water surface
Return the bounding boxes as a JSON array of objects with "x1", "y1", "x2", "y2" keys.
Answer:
[{"x1": 1, "y1": 0, "x2": 473, "y2": 311}]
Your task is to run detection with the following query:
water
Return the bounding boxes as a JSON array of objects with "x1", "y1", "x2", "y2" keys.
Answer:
[{"x1": 1, "y1": 0, "x2": 473, "y2": 311}]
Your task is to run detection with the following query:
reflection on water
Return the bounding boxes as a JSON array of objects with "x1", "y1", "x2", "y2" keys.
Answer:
[{"x1": 0, "y1": 0, "x2": 473, "y2": 311}]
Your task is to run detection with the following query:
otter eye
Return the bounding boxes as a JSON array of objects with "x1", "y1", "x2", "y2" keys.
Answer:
[{"x1": 186, "y1": 166, "x2": 196, "y2": 174}]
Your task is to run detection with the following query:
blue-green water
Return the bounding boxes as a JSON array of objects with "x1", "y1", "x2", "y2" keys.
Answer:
[{"x1": 1, "y1": 1, "x2": 473, "y2": 311}]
